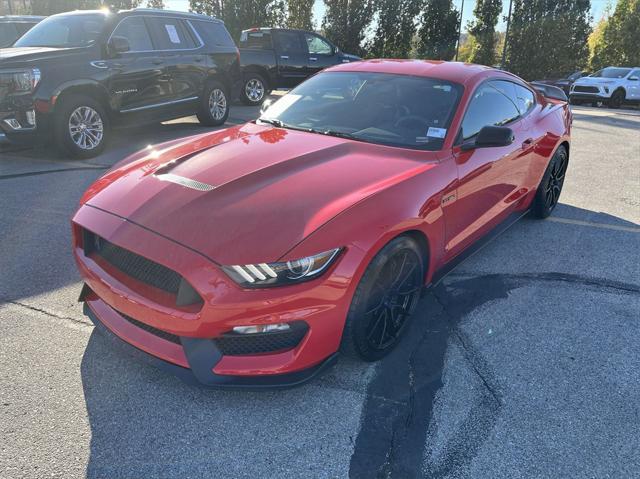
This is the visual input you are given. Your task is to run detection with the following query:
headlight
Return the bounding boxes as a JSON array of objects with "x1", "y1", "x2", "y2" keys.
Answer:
[
  {"x1": 0, "y1": 68, "x2": 41, "y2": 94},
  {"x1": 222, "y1": 248, "x2": 342, "y2": 288}
]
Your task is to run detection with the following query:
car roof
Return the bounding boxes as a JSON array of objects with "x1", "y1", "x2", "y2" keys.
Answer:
[
  {"x1": 44, "y1": 8, "x2": 220, "y2": 23},
  {"x1": 326, "y1": 59, "x2": 503, "y2": 86},
  {"x1": 0, "y1": 15, "x2": 44, "y2": 22}
]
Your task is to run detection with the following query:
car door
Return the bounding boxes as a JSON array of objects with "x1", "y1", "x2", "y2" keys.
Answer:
[
  {"x1": 105, "y1": 15, "x2": 171, "y2": 113},
  {"x1": 444, "y1": 81, "x2": 533, "y2": 260},
  {"x1": 302, "y1": 32, "x2": 337, "y2": 75},
  {"x1": 273, "y1": 30, "x2": 307, "y2": 87},
  {"x1": 626, "y1": 69, "x2": 640, "y2": 100},
  {"x1": 146, "y1": 16, "x2": 204, "y2": 105}
]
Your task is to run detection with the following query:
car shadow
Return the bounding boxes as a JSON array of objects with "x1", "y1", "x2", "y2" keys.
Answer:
[
  {"x1": 77, "y1": 204, "x2": 639, "y2": 477},
  {"x1": 571, "y1": 111, "x2": 640, "y2": 132}
]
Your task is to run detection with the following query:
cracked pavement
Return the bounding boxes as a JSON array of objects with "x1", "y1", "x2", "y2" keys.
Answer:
[{"x1": 1, "y1": 104, "x2": 639, "y2": 478}]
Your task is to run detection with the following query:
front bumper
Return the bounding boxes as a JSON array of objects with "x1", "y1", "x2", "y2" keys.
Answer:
[
  {"x1": 83, "y1": 299, "x2": 338, "y2": 389},
  {"x1": 569, "y1": 91, "x2": 611, "y2": 101}
]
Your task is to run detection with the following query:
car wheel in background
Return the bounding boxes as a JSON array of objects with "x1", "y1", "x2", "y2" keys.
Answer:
[
  {"x1": 240, "y1": 73, "x2": 268, "y2": 106},
  {"x1": 531, "y1": 145, "x2": 568, "y2": 219},
  {"x1": 197, "y1": 80, "x2": 229, "y2": 126},
  {"x1": 341, "y1": 236, "x2": 424, "y2": 361},
  {"x1": 608, "y1": 89, "x2": 625, "y2": 109},
  {"x1": 54, "y1": 95, "x2": 108, "y2": 159}
]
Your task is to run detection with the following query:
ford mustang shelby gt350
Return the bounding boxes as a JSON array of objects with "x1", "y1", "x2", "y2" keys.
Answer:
[{"x1": 73, "y1": 60, "x2": 571, "y2": 388}]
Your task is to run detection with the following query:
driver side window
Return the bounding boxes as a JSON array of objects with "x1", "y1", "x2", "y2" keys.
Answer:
[
  {"x1": 304, "y1": 34, "x2": 332, "y2": 55},
  {"x1": 461, "y1": 83, "x2": 520, "y2": 140},
  {"x1": 111, "y1": 16, "x2": 153, "y2": 52}
]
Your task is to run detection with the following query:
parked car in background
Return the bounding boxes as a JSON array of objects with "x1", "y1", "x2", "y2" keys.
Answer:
[
  {"x1": 536, "y1": 70, "x2": 588, "y2": 94},
  {"x1": 0, "y1": 8, "x2": 240, "y2": 158},
  {"x1": 238, "y1": 27, "x2": 360, "y2": 105},
  {"x1": 570, "y1": 66, "x2": 640, "y2": 108},
  {"x1": 0, "y1": 15, "x2": 43, "y2": 48}
]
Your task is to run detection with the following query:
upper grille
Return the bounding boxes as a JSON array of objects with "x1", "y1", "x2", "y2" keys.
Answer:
[
  {"x1": 573, "y1": 85, "x2": 599, "y2": 93},
  {"x1": 83, "y1": 229, "x2": 202, "y2": 306},
  {"x1": 214, "y1": 322, "x2": 309, "y2": 356}
]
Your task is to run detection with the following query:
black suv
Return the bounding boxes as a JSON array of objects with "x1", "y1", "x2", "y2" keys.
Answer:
[
  {"x1": 0, "y1": 15, "x2": 43, "y2": 47},
  {"x1": 0, "y1": 9, "x2": 240, "y2": 158}
]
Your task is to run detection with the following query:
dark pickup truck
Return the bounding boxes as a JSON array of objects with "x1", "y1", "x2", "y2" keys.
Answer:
[{"x1": 238, "y1": 27, "x2": 360, "y2": 105}]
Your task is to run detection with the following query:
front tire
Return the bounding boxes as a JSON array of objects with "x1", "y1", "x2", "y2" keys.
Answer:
[
  {"x1": 54, "y1": 95, "x2": 108, "y2": 159},
  {"x1": 531, "y1": 145, "x2": 568, "y2": 219},
  {"x1": 240, "y1": 73, "x2": 268, "y2": 106},
  {"x1": 341, "y1": 236, "x2": 424, "y2": 361},
  {"x1": 608, "y1": 89, "x2": 625, "y2": 109},
  {"x1": 197, "y1": 80, "x2": 229, "y2": 126}
]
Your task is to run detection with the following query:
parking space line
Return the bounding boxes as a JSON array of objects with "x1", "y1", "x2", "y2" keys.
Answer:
[{"x1": 548, "y1": 216, "x2": 640, "y2": 233}]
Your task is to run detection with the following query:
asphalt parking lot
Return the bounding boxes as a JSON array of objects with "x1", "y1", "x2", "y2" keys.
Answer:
[{"x1": 1, "y1": 102, "x2": 639, "y2": 478}]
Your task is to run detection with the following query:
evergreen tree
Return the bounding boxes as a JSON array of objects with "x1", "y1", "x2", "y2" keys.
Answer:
[
  {"x1": 467, "y1": 0, "x2": 501, "y2": 66},
  {"x1": 322, "y1": 0, "x2": 375, "y2": 57},
  {"x1": 505, "y1": 0, "x2": 591, "y2": 80},
  {"x1": 368, "y1": 0, "x2": 421, "y2": 58},
  {"x1": 29, "y1": 0, "x2": 101, "y2": 14},
  {"x1": 147, "y1": 0, "x2": 165, "y2": 8},
  {"x1": 416, "y1": 0, "x2": 460, "y2": 60},
  {"x1": 590, "y1": 0, "x2": 640, "y2": 70},
  {"x1": 286, "y1": 0, "x2": 314, "y2": 30}
]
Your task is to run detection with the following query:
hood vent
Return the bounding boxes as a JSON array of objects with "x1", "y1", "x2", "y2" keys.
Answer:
[{"x1": 155, "y1": 173, "x2": 215, "y2": 192}]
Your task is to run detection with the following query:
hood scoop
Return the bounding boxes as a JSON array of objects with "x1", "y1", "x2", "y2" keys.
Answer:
[{"x1": 155, "y1": 173, "x2": 215, "y2": 192}]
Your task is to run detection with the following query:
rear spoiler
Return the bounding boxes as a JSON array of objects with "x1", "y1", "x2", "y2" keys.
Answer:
[{"x1": 530, "y1": 82, "x2": 568, "y2": 102}]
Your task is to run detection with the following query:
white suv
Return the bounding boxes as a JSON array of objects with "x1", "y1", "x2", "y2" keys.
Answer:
[{"x1": 570, "y1": 66, "x2": 640, "y2": 108}]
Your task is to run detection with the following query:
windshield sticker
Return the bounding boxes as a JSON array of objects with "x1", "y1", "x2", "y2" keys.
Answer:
[
  {"x1": 165, "y1": 24, "x2": 181, "y2": 44},
  {"x1": 415, "y1": 137, "x2": 429, "y2": 143},
  {"x1": 427, "y1": 127, "x2": 447, "y2": 139}
]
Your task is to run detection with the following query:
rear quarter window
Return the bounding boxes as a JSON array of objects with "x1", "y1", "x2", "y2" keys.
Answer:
[{"x1": 192, "y1": 20, "x2": 235, "y2": 48}]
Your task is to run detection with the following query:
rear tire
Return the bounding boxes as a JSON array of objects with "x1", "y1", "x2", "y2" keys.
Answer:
[
  {"x1": 54, "y1": 94, "x2": 109, "y2": 159},
  {"x1": 340, "y1": 236, "x2": 425, "y2": 361},
  {"x1": 531, "y1": 145, "x2": 568, "y2": 219},
  {"x1": 197, "y1": 80, "x2": 229, "y2": 126},
  {"x1": 240, "y1": 73, "x2": 268, "y2": 106}
]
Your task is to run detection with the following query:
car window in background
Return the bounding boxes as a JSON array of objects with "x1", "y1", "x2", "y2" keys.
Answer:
[
  {"x1": 276, "y1": 30, "x2": 303, "y2": 53},
  {"x1": 590, "y1": 67, "x2": 632, "y2": 79},
  {"x1": 110, "y1": 16, "x2": 153, "y2": 51},
  {"x1": 462, "y1": 83, "x2": 520, "y2": 140},
  {"x1": 304, "y1": 34, "x2": 332, "y2": 55},
  {"x1": 239, "y1": 30, "x2": 272, "y2": 49},
  {"x1": 16, "y1": 22, "x2": 38, "y2": 36},
  {"x1": 0, "y1": 23, "x2": 19, "y2": 47},
  {"x1": 260, "y1": 71, "x2": 462, "y2": 150},
  {"x1": 192, "y1": 20, "x2": 235, "y2": 48},
  {"x1": 147, "y1": 17, "x2": 197, "y2": 50},
  {"x1": 14, "y1": 14, "x2": 106, "y2": 48}
]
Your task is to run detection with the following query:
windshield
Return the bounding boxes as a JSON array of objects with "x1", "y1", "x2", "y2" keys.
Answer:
[
  {"x1": 14, "y1": 13, "x2": 106, "y2": 48},
  {"x1": 259, "y1": 71, "x2": 463, "y2": 150},
  {"x1": 591, "y1": 68, "x2": 632, "y2": 79}
]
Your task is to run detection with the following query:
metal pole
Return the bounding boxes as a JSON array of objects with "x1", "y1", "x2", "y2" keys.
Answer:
[
  {"x1": 455, "y1": 0, "x2": 465, "y2": 61},
  {"x1": 501, "y1": 0, "x2": 513, "y2": 69}
]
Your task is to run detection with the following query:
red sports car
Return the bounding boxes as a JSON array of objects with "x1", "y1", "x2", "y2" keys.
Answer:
[{"x1": 73, "y1": 60, "x2": 571, "y2": 388}]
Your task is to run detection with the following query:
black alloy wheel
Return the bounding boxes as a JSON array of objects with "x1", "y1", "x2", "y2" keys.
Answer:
[
  {"x1": 608, "y1": 89, "x2": 625, "y2": 109},
  {"x1": 341, "y1": 236, "x2": 424, "y2": 361},
  {"x1": 532, "y1": 145, "x2": 568, "y2": 218}
]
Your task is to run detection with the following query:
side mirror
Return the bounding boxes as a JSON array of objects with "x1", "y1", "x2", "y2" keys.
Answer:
[
  {"x1": 629, "y1": 76, "x2": 639, "y2": 81},
  {"x1": 461, "y1": 126, "x2": 515, "y2": 151},
  {"x1": 108, "y1": 36, "x2": 130, "y2": 56}
]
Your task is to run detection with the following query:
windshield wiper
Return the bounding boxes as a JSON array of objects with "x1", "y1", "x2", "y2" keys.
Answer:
[
  {"x1": 316, "y1": 129, "x2": 360, "y2": 141},
  {"x1": 256, "y1": 117, "x2": 285, "y2": 128}
]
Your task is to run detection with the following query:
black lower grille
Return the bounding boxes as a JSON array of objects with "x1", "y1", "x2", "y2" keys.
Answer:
[
  {"x1": 120, "y1": 311, "x2": 182, "y2": 345},
  {"x1": 214, "y1": 322, "x2": 309, "y2": 356},
  {"x1": 83, "y1": 229, "x2": 202, "y2": 306},
  {"x1": 573, "y1": 85, "x2": 599, "y2": 93}
]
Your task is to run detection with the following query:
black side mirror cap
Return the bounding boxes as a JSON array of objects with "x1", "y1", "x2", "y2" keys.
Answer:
[
  {"x1": 108, "y1": 36, "x2": 130, "y2": 56},
  {"x1": 461, "y1": 126, "x2": 515, "y2": 151}
]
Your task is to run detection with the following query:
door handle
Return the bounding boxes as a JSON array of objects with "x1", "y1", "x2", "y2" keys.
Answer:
[
  {"x1": 280, "y1": 55, "x2": 289, "y2": 60},
  {"x1": 194, "y1": 56, "x2": 204, "y2": 62},
  {"x1": 152, "y1": 59, "x2": 164, "y2": 65},
  {"x1": 309, "y1": 57, "x2": 318, "y2": 62}
]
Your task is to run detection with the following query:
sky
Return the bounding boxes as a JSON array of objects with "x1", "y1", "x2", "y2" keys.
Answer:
[{"x1": 166, "y1": 0, "x2": 615, "y2": 33}]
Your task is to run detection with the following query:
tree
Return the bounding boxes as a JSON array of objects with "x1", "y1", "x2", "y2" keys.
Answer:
[
  {"x1": 467, "y1": 0, "x2": 501, "y2": 66},
  {"x1": 286, "y1": 0, "x2": 314, "y2": 30},
  {"x1": 190, "y1": 0, "x2": 287, "y2": 40},
  {"x1": 147, "y1": 0, "x2": 164, "y2": 8},
  {"x1": 505, "y1": 0, "x2": 591, "y2": 80},
  {"x1": 29, "y1": 0, "x2": 101, "y2": 14},
  {"x1": 416, "y1": 0, "x2": 460, "y2": 60},
  {"x1": 322, "y1": 0, "x2": 375, "y2": 57},
  {"x1": 367, "y1": 0, "x2": 421, "y2": 58},
  {"x1": 590, "y1": 0, "x2": 640, "y2": 70}
]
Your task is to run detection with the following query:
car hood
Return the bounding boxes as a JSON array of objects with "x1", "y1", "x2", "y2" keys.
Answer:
[
  {"x1": 0, "y1": 46, "x2": 84, "y2": 67},
  {"x1": 84, "y1": 123, "x2": 438, "y2": 265},
  {"x1": 574, "y1": 76, "x2": 621, "y2": 86}
]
